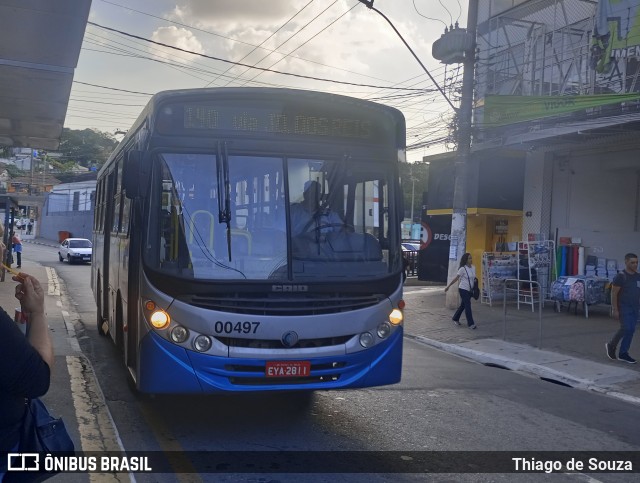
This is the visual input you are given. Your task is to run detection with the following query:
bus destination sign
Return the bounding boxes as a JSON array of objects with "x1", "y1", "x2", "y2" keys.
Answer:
[{"x1": 182, "y1": 104, "x2": 374, "y2": 140}]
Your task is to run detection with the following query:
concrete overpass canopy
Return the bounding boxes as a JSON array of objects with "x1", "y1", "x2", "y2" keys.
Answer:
[{"x1": 0, "y1": 0, "x2": 91, "y2": 150}]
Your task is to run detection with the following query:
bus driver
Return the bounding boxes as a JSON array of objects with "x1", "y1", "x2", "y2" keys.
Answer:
[{"x1": 290, "y1": 180, "x2": 343, "y2": 235}]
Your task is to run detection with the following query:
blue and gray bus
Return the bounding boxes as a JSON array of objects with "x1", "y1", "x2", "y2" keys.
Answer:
[{"x1": 91, "y1": 88, "x2": 406, "y2": 394}]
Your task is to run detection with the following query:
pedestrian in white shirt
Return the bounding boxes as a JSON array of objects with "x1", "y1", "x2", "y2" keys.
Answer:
[{"x1": 444, "y1": 252, "x2": 477, "y2": 329}]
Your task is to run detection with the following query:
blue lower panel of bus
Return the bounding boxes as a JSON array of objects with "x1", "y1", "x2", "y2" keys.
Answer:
[{"x1": 138, "y1": 328, "x2": 403, "y2": 394}]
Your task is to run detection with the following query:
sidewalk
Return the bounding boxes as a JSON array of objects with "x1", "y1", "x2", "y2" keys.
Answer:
[{"x1": 402, "y1": 276, "x2": 640, "y2": 404}]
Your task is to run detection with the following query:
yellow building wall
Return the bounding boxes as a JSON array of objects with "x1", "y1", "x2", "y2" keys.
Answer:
[{"x1": 466, "y1": 214, "x2": 523, "y2": 289}]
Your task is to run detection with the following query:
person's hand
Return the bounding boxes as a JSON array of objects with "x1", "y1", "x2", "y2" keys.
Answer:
[
  {"x1": 14, "y1": 273, "x2": 45, "y2": 316},
  {"x1": 611, "y1": 308, "x2": 619, "y2": 320}
]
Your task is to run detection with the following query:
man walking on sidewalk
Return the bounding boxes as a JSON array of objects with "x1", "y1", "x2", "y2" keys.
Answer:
[
  {"x1": 606, "y1": 253, "x2": 640, "y2": 364},
  {"x1": 12, "y1": 232, "x2": 22, "y2": 268}
]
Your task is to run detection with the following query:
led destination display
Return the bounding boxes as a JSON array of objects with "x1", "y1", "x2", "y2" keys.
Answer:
[{"x1": 155, "y1": 99, "x2": 398, "y2": 144}]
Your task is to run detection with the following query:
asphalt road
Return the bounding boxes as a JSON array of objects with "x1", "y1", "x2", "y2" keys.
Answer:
[{"x1": 25, "y1": 243, "x2": 640, "y2": 482}]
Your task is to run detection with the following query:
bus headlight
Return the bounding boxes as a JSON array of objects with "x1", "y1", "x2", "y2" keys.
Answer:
[
  {"x1": 389, "y1": 308, "x2": 403, "y2": 325},
  {"x1": 193, "y1": 335, "x2": 212, "y2": 352},
  {"x1": 377, "y1": 322, "x2": 391, "y2": 339},
  {"x1": 359, "y1": 332, "x2": 374, "y2": 348},
  {"x1": 171, "y1": 326, "x2": 189, "y2": 343},
  {"x1": 150, "y1": 309, "x2": 170, "y2": 329}
]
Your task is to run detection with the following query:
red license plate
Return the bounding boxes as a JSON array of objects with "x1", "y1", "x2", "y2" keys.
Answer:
[{"x1": 265, "y1": 361, "x2": 311, "y2": 378}]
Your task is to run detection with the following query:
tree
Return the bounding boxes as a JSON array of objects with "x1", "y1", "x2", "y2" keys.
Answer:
[
  {"x1": 58, "y1": 128, "x2": 118, "y2": 170},
  {"x1": 4, "y1": 163, "x2": 23, "y2": 178}
]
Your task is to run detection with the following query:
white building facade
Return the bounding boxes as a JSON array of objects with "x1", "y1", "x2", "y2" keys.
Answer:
[{"x1": 473, "y1": 0, "x2": 640, "y2": 269}]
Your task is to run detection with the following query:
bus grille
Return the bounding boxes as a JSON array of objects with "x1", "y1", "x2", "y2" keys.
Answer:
[
  {"x1": 187, "y1": 293, "x2": 385, "y2": 316},
  {"x1": 215, "y1": 334, "x2": 352, "y2": 349}
]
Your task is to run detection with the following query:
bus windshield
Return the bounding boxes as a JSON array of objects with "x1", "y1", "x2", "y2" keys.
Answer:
[{"x1": 144, "y1": 151, "x2": 398, "y2": 281}]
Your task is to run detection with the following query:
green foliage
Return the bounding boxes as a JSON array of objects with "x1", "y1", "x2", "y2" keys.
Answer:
[
  {"x1": 58, "y1": 128, "x2": 118, "y2": 170},
  {"x1": 4, "y1": 163, "x2": 22, "y2": 178},
  {"x1": 399, "y1": 160, "x2": 429, "y2": 221},
  {"x1": 48, "y1": 157, "x2": 80, "y2": 173}
]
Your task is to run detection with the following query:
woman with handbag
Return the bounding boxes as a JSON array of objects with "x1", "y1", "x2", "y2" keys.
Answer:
[
  {"x1": 0, "y1": 272, "x2": 52, "y2": 477},
  {"x1": 444, "y1": 252, "x2": 478, "y2": 329}
]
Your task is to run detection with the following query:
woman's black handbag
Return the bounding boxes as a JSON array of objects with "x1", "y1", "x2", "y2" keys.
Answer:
[
  {"x1": 464, "y1": 267, "x2": 480, "y2": 301},
  {"x1": 5, "y1": 399, "x2": 75, "y2": 482},
  {"x1": 472, "y1": 278, "x2": 480, "y2": 300}
]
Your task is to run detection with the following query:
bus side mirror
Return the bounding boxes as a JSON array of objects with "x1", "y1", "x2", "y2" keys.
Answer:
[{"x1": 124, "y1": 150, "x2": 149, "y2": 199}]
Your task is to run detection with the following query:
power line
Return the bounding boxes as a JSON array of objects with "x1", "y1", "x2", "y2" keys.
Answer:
[
  {"x1": 83, "y1": 31, "x2": 221, "y2": 84},
  {"x1": 97, "y1": 0, "x2": 404, "y2": 86},
  {"x1": 67, "y1": 107, "x2": 138, "y2": 118},
  {"x1": 69, "y1": 98, "x2": 147, "y2": 107},
  {"x1": 412, "y1": 0, "x2": 447, "y2": 27},
  {"x1": 73, "y1": 81, "x2": 153, "y2": 96},
  {"x1": 87, "y1": 21, "x2": 430, "y2": 92},
  {"x1": 208, "y1": 0, "x2": 317, "y2": 87},
  {"x1": 438, "y1": 0, "x2": 453, "y2": 26},
  {"x1": 239, "y1": 1, "x2": 357, "y2": 87},
  {"x1": 455, "y1": 0, "x2": 463, "y2": 22},
  {"x1": 230, "y1": 0, "x2": 342, "y2": 87},
  {"x1": 81, "y1": 39, "x2": 295, "y2": 90},
  {"x1": 71, "y1": 88, "x2": 149, "y2": 98}
]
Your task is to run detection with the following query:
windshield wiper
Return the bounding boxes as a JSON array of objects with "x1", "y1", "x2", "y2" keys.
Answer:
[{"x1": 216, "y1": 142, "x2": 232, "y2": 261}]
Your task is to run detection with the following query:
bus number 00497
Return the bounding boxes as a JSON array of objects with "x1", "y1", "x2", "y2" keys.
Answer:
[{"x1": 214, "y1": 321, "x2": 260, "y2": 334}]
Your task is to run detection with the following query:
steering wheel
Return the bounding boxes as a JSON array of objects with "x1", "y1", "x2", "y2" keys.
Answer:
[{"x1": 299, "y1": 212, "x2": 354, "y2": 234}]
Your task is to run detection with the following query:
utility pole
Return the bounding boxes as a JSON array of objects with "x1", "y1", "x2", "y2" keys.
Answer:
[
  {"x1": 444, "y1": 0, "x2": 479, "y2": 309},
  {"x1": 410, "y1": 175, "x2": 415, "y2": 233},
  {"x1": 409, "y1": 164, "x2": 417, "y2": 238}
]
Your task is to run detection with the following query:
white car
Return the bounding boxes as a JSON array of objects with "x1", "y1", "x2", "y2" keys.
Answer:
[{"x1": 58, "y1": 238, "x2": 93, "y2": 264}]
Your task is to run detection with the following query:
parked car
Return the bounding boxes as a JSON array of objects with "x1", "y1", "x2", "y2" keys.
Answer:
[{"x1": 58, "y1": 238, "x2": 92, "y2": 264}]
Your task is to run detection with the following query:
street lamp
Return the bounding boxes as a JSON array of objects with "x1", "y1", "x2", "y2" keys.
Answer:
[
  {"x1": 357, "y1": 0, "x2": 457, "y2": 112},
  {"x1": 358, "y1": 0, "x2": 478, "y2": 305}
]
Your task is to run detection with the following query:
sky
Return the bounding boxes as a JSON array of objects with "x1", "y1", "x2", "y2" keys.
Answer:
[{"x1": 65, "y1": 0, "x2": 469, "y2": 161}]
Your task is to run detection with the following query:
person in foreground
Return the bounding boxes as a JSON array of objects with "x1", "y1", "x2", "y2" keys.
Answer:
[
  {"x1": 606, "y1": 253, "x2": 640, "y2": 364},
  {"x1": 0, "y1": 272, "x2": 52, "y2": 476},
  {"x1": 444, "y1": 252, "x2": 477, "y2": 329}
]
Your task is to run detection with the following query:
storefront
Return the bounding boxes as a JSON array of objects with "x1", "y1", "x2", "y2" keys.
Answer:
[{"x1": 419, "y1": 151, "x2": 525, "y2": 284}]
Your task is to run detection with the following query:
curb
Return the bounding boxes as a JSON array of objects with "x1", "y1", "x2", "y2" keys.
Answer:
[
  {"x1": 409, "y1": 334, "x2": 640, "y2": 407},
  {"x1": 23, "y1": 238, "x2": 59, "y2": 248}
]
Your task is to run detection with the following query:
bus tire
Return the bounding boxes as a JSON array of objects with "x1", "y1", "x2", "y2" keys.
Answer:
[
  {"x1": 96, "y1": 281, "x2": 108, "y2": 336},
  {"x1": 97, "y1": 313, "x2": 108, "y2": 336},
  {"x1": 126, "y1": 369, "x2": 155, "y2": 401},
  {"x1": 115, "y1": 297, "x2": 124, "y2": 353}
]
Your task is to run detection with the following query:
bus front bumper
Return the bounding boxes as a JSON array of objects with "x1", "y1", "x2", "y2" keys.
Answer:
[{"x1": 138, "y1": 328, "x2": 403, "y2": 394}]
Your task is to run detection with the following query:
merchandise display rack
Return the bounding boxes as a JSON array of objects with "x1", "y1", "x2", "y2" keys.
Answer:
[
  {"x1": 481, "y1": 252, "x2": 518, "y2": 306},
  {"x1": 517, "y1": 240, "x2": 555, "y2": 311}
]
